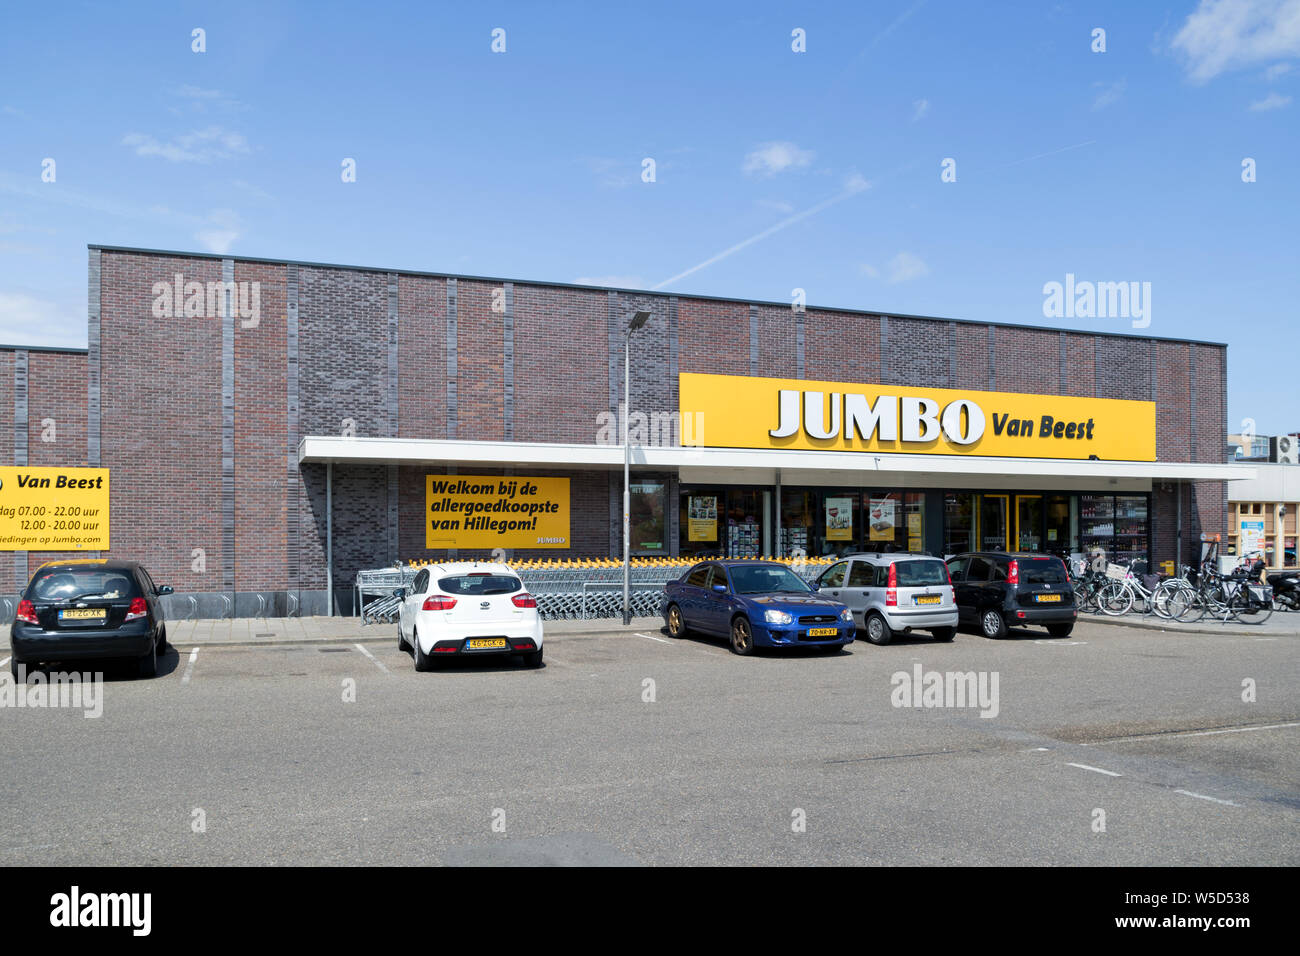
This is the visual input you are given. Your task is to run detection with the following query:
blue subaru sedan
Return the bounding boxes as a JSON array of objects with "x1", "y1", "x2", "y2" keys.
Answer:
[{"x1": 661, "y1": 560, "x2": 855, "y2": 655}]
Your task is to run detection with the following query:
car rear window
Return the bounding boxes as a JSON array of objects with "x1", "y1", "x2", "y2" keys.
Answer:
[
  {"x1": 1019, "y1": 558, "x2": 1067, "y2": 585},
  {"x1": 437, "y1": 574, "x2": 521, "y2": 596},
  {"x1": 29, "y1": 568, "x2": 140, "y2": 602},
  {"x1": 894, "y1": 560, "x2": 949, "y2": 587}
]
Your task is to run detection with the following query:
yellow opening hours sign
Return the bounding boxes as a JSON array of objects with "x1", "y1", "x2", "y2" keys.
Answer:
[{"x1": 0, "y1": 467, "x2": 110, "y2": 551}]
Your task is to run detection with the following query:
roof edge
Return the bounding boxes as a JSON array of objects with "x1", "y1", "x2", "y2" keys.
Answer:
[{"x1": 87, "y1": 243, "x2": 1231, "y2": 350}]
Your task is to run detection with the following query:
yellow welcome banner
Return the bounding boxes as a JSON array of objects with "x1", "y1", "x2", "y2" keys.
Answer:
[
  {"x1": 679, "y1": 373, "x2": 1156, "y2": 461},
  {"x1": 426, "y1": 475, "x2": 570, "y2": 549}
]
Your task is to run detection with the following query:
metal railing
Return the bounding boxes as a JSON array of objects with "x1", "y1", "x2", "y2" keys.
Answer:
[{"x1": 354, "y1": 557, "x2": 835, "y2": 622}]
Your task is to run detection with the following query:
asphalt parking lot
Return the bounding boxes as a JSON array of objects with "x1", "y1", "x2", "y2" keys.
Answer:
[{"x1": 1, "y1": 617, "x2": 1296, "y2": 866}]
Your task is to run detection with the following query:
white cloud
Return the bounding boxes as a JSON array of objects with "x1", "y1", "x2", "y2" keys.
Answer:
[
  {"x1": 742, "y1": 141, "x2": 814, "y2": 177},
  {"x1": 911, "y1": 98, "x2": 930, "y2": 122},
  {"x1": 755, "y1": 198, "x2": 795, "y2": 214},
  {"x1": 194, "y1": 209, "x2": 242, "y2": 253},
  {"x1": 122, "y1": 126, "x2": 251, "y2": 163},
  {"x1": 574, "y1": 275, "x2": 646, "y2": 289},
  {"x1": 2, "y1": 105, "x2": 25, "y2": 118},
  {"x1": 1249, "y1": 90, "x2": 1293, "y2": 108},
  {"x1": 1171, "y1": 0, "x2": 1300, "y2": 83},
  {"x1": 0, "y1": 293, "x2": 85, "y2": 346},
  {"x1": 843, "y1": 172, "x2": 871, "y2": 193},
  {"x1": 862, "y1": 252, "x2": 929, "y2": 284},
  {"x1": 1092, "y1": 78, "x2": 1127, "y2": 110},
  {"x1": 1264, "y1": 61, "x2": 1294, "y2": 78}
]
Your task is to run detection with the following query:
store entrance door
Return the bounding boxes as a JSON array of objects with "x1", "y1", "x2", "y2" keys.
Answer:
[
  {"x1": 1016, "y1": 495, "x2": 1043, "y2": 551},
  {"x1": 978, "y1": 494, "x2": 1009, "y2": 551}
]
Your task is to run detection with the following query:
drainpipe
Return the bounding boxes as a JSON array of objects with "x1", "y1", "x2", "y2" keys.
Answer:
[
  {"x1": 326, "y1": 461, "x2": 333, "y2": 617},
  {"x1": 1175, "y1": 479, "x2": 1182, "y2": 570}
]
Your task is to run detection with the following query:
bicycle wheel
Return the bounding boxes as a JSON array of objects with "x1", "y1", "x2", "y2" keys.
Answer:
[
  {"x1": 1151, "y1": 581, "x2": 1187, "y2": 619},
  {"x1": 1170, "y1": 588, "x2": 1206, "y2": 623},
  {"x1": 1097, "y1": 581, "x2": 1134, "y2": 616},
  {"x1": 1231, "y1": 591, "x2": 1274, "y2": 625}
]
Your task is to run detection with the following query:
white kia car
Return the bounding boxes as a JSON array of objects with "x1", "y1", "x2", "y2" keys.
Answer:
[{"x1": 396, "y1": 562, "x2": 544, "y2": 671}]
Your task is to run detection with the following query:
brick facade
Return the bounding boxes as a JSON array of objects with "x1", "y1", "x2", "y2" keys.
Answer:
[{"x1": 0, "y1": 246, "x2": 1232, "y2": 610}]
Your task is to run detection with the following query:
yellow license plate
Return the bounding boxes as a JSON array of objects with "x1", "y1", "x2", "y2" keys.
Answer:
[
  {"x1": 914, "y1": 595, "x2": 941, "y2": 605},
  {"x1": 807, "y1": 627, "x2": 838, "y2": 637},
  {"x1": 1035, "y1": 593, "x2": 1062, "y2": 603},
  {"x1": 467, "y1": 638, "x2": 508, "y2": 650},
  {"x1": 60, "y1": 608, "x2": 106, "y2": 620}
]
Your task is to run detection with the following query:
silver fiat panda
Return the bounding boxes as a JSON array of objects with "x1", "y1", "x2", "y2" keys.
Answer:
[{"x1": 814, "y1": 552, "x2": 958, "y2": 645}]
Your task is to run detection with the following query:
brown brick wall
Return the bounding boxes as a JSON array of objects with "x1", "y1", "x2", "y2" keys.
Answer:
[
  {"x1": 804, "y1": 309, "x2": 882, "y2": 385},
  {"x1": 100, "y1": 250, "x2": 224, "y2": 587},
  {"x1": 513, "y1": 284, "x2": 606, "y2": 443},
  {"x1": 994, "y1": 326, "x2": 1060, "y2": 395},
  {"x1": 397, "y1": 275, "x2": 447, "y2": 441},
  {"x1": 24, "y1": 350, "x2": 91, "y2": 572},
  {"x1": 10, "y1": 250, "x2": 1226, "y2": 596},
  {"x1": 454, "y1": 279, "x2": 505, "y2": 442},
  {"x1": 233, "y1": 261, "x2": 288, "y2": 590}
]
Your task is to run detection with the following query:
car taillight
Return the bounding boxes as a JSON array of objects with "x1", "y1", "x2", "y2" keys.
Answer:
[
  {"x1": 422, "y1": 596, "x2": 457, "y2": 611},
  {"x1": 511, "y1": 593, "x2": 537, "y2": 608},
  {"x1": 1007, "y1": 560, "x2": 1019, "y2": 586},
  {"x1": 886, "y1": 563, "x2": 897, "y2": 607},
  {"x1": 125, "y1": 597, "x2": 148, "y2": 621},
  {"x1": 15, "y1": 599, "x2": 38, "y2": 624}
]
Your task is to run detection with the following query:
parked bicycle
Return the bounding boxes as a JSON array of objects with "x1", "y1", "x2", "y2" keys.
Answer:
[{"x1": 1169, "y1": 558, "x2": 1273, "y2": 625}]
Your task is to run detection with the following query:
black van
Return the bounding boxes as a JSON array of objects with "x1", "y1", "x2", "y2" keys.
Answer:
[{"x1": 945, "y1": 552, "x2": 1076, "y2": 638}]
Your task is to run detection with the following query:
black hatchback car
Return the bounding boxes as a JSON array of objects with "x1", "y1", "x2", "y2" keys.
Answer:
[
  {"x1": 10, "y1": 560, "x2": 173, "y2": 678},
  {"x1": 945, "y1": 552, "x2": 1076, "y2": 639}
]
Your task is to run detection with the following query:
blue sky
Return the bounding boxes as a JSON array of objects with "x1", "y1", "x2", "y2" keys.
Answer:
[{"x1": 1, "y1": 0, "x2": 1297, "y2": 433}]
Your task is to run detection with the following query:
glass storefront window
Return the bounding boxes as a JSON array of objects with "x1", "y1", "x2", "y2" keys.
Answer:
[
  {"x1": 1044, "y1": 494, "x2": 1077, "y2": 558},
  {"x1": 630, "y1": 481, "x2": 666, "y2": 554},
  {"x1": 861, "y1": 492, "x2": 925, "y2": 552},
  {"x1": 944, "y1": 493, "x2": 975, "y2": 556},
  {"x1": 726, "y1": 489, "x2": 764, "y2": 558},
  {"x1": 780, "y1": 490, "x2": 813, "y2": 557},
  {"x1": 1114, "y1": 495, "x2": 1149, "y2": 568},
  {"x1": 979, "y1": 494, "x2": 1009, "y2": 551},
  {"x1": 680, "y1": 489, "x2": 723, "y2": 557},
  {"x1": 819, "y1": 491, "x2": 858, "y2": 556}
]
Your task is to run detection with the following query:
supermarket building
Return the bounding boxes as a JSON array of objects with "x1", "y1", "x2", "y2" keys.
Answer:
[{"x1": 0, "y1": 245, "x2": 1245, "y2": 616}]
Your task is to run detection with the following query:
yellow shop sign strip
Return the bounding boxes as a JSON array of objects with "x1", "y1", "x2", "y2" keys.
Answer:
[
  {"x1": 426, "y1": 475, "x2": 570, "y2": 550},
  {"x1": 679, "y1": 373, "x2": 1156, "y2": 461},
  {"x1": 0, "y1": 467, "x2": 110, "y2": 551}
]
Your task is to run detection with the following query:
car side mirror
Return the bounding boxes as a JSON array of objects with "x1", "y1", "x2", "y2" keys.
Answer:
[
  {"x1": 157, "y1": 585, "x2": 174, "y2": 595},
  {"x1": 712, "y1": 583, "x2": 727, "y2": 593},
  {"x1": 393, "y1": 588, "x2": 406, "y2": 600}
]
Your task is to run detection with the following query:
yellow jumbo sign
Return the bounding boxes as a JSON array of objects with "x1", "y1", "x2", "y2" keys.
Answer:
[
  {"x1": 0, "y1": 467, "x2": 110, "y2": 551},
  {"x1": 679, "y1": 373, "x2": 1156, "y2": 461},
  {"x1": 426, "y1": 475, "x2": 570, "y2": 549}
]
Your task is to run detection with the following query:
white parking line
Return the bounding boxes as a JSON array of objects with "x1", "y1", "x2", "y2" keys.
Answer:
[
  {"x1": 1174, "y1": 789, "x2": 1240, "y2": 807},
  {"x1": 634, "y1": 632, "x2": 673, "y2": 645},
  {"x1": 1066, "y1": 762, "x2": 1122, "y2": 777},
  {"x1": 181, "y1": 648, "x2": 200, "y2": 684},
  {"x1": 1103, "y1": 722, "x2": 1299, "y2": 744},
  {"x1": 0, "y1": 656, "x2": 9, "y2": 668},
  {"x1": 354, "y1": 643, "x2": 390, "y2": 674}
]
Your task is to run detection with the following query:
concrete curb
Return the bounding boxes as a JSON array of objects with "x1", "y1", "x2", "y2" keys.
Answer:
[{"x1": 1081, "y1": 612, "x2": 1299, "y2": 638}]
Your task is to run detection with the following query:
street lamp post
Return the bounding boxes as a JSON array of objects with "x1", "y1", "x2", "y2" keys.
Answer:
[{"x1": 623, "y1": 310, "x2": 651, "y2": 625}]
